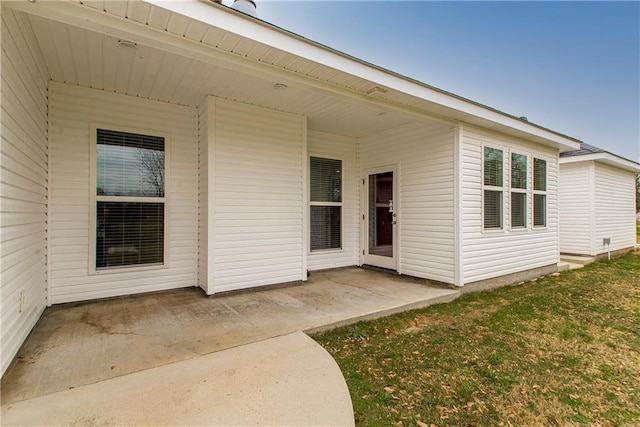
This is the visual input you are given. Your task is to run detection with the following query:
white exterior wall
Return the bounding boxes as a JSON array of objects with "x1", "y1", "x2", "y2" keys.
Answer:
[
  {"x1": 594, "y1": 162, "x2": 637, "y2": 254},
  {"x1": 559, "y1": 161, "x2": 593, "y2": 255},
  {"x1": 205, "y1": 98, "x2": 306, "y2": 293},
  {"x1": 360, "y1": 121, "x2": 456, "y2": 284},
  {"x1": 462, "y1": 126, "x2": 559, "y2": 284},
  {"x1": 0, "y1": 7, "x2": 49, "y2": 376},
  {"x1": 197, "y1": 97, "x2": 209, "y2": 292},
  {"x1": 49, "y1": 83, "x2": 198, "y2": 303},
  {"x1": 307, "y1": 130, "x2": 359, "y2": 270}
]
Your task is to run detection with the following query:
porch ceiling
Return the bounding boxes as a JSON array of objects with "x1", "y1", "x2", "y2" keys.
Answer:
[
  {"x1": 20, "y1": 3, "x2": 420, "y2": 139},
  {"x1": 9, "y1": 0, "x2": 579, "y2": 148}
]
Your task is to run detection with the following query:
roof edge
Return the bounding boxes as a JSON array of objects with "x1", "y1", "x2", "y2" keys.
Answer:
[
  {"x1": 560, "y1": 152, "x2": 640, "y2": 173},
  {"x1": 146, "y1": 0, "x2": 581, "y2": 149}
]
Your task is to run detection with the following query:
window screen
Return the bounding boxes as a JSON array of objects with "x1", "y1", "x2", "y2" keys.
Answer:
[
  {"x1": 310, "y1": 157, "x2": 342, "y2": 250},
  {"x1": 95, "y1": 128, "x2": 166, "y2": 269}
]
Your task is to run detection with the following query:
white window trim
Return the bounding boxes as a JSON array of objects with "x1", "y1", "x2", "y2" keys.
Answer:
[
  {"x1": 88, "y1": 123, "x2": 171, "y2": 275},
  {"x1": 509, "y1": 150, "x2": 529, "y2": 230},
  {"x1": 482, "y1": 144, "x2": 506, "y2": 232},
  {"x1": 533, "y1": 157, "x2": 548, "y2": 229},
  {"x1": 308, "y1": 154, "x2": 344, "y2": 253}
]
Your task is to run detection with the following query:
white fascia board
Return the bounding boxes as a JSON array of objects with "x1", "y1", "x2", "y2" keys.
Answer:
[
  {"x1": 560, "y1": 153, "x2": 640, "y2": 173},
  {"x1": 147, "y1": 0, "x2": 580, "y2": 151}
]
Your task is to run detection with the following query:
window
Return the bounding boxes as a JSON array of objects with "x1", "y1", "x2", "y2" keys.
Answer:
[
  {"x1": 510, "y1": 153, "x2": 527, "y2": 228},
  {"x1": 95, "y1": 128, "x2": 166, "y2": 269},
  {"x1": 533, "y1": 158, "x2": 547, "y2": 227},
  {"x1": 483, "y1": 147, "x2": 504, "y2": 229},
  {"x1": 310, "y1": 157, "x2": 342, "y2": 251}
]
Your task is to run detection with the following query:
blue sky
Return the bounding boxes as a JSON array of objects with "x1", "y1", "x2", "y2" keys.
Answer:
[{"x1": 252, "y1": 1, "x2": 639, "y2": 161}]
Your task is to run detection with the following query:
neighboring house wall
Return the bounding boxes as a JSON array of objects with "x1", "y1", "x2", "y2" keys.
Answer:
[
  {"x1": 48, "y1": 83, "x2": 198, "y2": 304},
  {"x1": 461, "y1": 126, "x2": 559, "y2": 284},
  {"x1": 559, "y1": 161, "x2": 593, "y2": 255},
  {"x1": 307, "y1": 130, "x2": 359, "y2": 271},
  {"x1": 0, "y1": 7, "x2": 50, "y2": 376},
  {"x1": 360, "y1": 121, "x2": 456, "y2": 284},
  {"x1": 594, "y1": 162, "x2": 637, "y2": 254},
  {"x1": 202, "y1": 98, "x2": 306, "y2": 294}
]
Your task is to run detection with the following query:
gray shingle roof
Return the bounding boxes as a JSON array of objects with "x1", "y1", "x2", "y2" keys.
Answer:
[{"x1": 560, "y1": 143, "x2": 606, "y2": 158}]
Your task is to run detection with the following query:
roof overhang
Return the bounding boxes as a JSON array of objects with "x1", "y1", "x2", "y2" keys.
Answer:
[
  {"x1": 148, "y1": 0, "x2": 581, "y2": 151},
  {"x1": 8, "y1": 0, "x2": 581, "y2": 150},
  {"x1": 560, "y1": 153, "x2": 640, "y2": 173}
]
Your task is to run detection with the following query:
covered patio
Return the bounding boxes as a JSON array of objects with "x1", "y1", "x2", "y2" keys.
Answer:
[{"x1": 2, "y1": 267, "x2": 458, "y2": 409}]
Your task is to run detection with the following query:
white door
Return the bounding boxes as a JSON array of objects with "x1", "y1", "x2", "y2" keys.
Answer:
[{"x1": 363, "y1": 166, "x2": 397, "y2": 270}]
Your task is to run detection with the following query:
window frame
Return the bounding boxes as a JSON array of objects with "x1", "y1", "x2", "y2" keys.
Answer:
[
  {"x1": 533, "y1": 157, "x2": 548, "y2": 228},
  {"x1": 482, "y1": 145, "x2": 506, "y2": 231},
  {"x1": 509, "y1": 151, "x2": 528, "y2": 229},
  {"x1": 308, "y1": 154, "x2": 343, "y2": 253},
  {"x1": 89, "y1": 123, "x2": 170, "y2": 274}
]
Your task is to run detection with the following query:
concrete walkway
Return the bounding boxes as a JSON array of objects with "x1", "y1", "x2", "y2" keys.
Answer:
[
  {"x1": 1, "y1": 267, "x2": 458, "y2": 425},
  {"x1": 2, "y1": 332, "x2": 353, "y2": 426}
]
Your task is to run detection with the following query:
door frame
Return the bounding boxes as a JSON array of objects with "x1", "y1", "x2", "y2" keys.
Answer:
[{"x1": 361, "y1": 164, "x2": 398, "y2": 271}]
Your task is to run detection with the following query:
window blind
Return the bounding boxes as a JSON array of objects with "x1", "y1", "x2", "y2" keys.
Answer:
[
  {"x1": 310, "y1": 157, "x2": 342, "y2": 251},
  {"x1": 484, "y1": 147, "x2": 503, "y2": 187},
  {"x1": 95, "y1": 128, "x2": 166, "y2": 269},
  {"x1": 97, "y1": 129, "x2": 165, "y2": 197}
]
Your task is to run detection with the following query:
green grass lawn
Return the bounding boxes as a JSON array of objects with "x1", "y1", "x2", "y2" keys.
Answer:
[{"x1": 314, "y1": 252, "x2": 640, "y2": 426}]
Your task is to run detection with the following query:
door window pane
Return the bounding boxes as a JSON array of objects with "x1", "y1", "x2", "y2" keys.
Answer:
[{"x1": 369, "y1": 172, "x2": 393, "y2": 257}]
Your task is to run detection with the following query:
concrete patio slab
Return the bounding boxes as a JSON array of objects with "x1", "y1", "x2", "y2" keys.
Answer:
[
  {"x1": 1, "y1": 266, "x2": 458, "y2": 425},
  {"x1": 1, "y1": 331, "x2": 354, "y2": 427}
]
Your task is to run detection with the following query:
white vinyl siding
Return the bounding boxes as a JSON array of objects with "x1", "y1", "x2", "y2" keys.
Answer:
[
  {"x1": 0, "y1": 7, "x2": 50, "y2": 377},
  {"x1": 208, "y1": 98, "x2": 305, "y2": 293},
  {"x1": 360, "y1": 121, "x2": 455, "y2": 284},
  {"x1": 559, "y1": 162, "x2": 592, "y2": 254},
  {"x1": 48, "y1": 83, "x2": 198, "y2": 303},
  {"x1": 307, "y1": 130, "x2": 359, "y2": 270},
  {"x1": 462, "y1": 127, "x2": 559, "y2": 284},
  {"x1": 559, "y1": 161, "x2": 636, "y2": 256},
  {"x1": 197, "y1": 97, "x2": 209, "y2": 291},
  {"x1": 593, "y1": 162, "x2": 637, "y2": 254}
]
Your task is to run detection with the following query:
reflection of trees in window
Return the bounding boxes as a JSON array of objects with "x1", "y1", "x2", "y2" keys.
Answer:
[
  {"x1": 96, "y1": 129, "x2": 164, "y2": 197},
  {"x1": 138, "y1": 148, "x2": 164, "y2": 197},
  {"x1": 95, "y1": 128, "x2": 165, "y2": 269}
]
